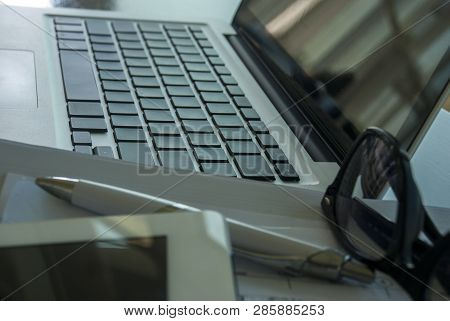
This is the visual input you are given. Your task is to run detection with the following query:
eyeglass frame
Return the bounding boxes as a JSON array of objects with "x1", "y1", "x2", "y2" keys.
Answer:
[{"x1": 321, "y1": 127, "x2": 448, "y2": 300}]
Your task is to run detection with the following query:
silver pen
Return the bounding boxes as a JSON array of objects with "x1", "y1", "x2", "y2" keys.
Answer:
[{"x1": 36, "y1": 176, "x2": 374, "y2": 284}]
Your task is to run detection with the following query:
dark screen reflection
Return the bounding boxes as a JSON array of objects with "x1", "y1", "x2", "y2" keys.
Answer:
[
  {"x1": 0, "y1": 237, "x2": 167, "y2": 300},
  {"x1": 245, "y1": 0, "x2": 449, "y2": 145}
]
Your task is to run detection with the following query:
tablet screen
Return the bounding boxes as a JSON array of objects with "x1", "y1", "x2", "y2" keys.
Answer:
[{"x1": 0, "y1": 236, "x2": 167, "y2": 300}]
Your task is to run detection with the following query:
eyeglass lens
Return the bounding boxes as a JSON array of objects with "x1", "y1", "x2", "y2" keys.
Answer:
[{"x1": 335, "y1": 134, "x2": 403, "y2": 260}]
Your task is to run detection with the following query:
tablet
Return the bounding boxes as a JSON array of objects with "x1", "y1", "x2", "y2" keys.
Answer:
[{"x1": 0, "y1": 210, "x2": 235, "y2": 300}]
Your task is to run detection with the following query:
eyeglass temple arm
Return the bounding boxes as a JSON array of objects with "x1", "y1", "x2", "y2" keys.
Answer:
[{"x1": 352, "y1": 198, "x2": 433, "y2": 258}]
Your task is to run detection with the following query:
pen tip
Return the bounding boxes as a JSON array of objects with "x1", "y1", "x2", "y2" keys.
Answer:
[{"x1": 35, "y1": 177, "x2": 76, "y2": 202}]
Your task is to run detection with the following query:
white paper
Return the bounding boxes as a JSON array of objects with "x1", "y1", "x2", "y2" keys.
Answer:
[{"x1": 235, "y1": 256, "x2": 410, "y2": 300}]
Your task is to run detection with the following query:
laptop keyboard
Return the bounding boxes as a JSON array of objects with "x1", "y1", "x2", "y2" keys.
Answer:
[{"x1": 53, "y1": 16, "x2": 300, "y2": 183}]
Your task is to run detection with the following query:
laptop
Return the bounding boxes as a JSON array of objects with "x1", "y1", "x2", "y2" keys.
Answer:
[{"x1": 0, "y1": 0, "x2": 448, "y2": 190}]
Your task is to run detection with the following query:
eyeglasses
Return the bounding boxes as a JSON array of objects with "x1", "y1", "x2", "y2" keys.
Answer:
[{"x1": 321, "y1": 127, "x2": 449, "y2": 300}]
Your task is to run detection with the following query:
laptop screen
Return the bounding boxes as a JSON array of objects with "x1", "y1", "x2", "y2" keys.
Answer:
[{"x1": 235, "y1": 0, "x2": 449, "y2": 154}]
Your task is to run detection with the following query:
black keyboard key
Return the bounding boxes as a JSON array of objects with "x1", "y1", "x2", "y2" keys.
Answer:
[
  {"x1": 108, "y1": 103, "x2": 137, "y2": 115},
  {"x1": 133, "y1": 76, "x2": 159, "y2": 87},
  {"x1": 195, "y1": 82, "x2": 222, "y2": 92},
  {"x1": 221, "y1": 75, "x2": 237, "y2": 85},
  {"x1": 201, "y1": 162, "x2": 236, "y2": 176},
  {"x1": 212, "y1": 115, "x2": 243, "y2": 127},
  {"x1": 209, "y1": 57, "x2": 224, "y2": 65},
  {"x1": 148, "y1": 123, "x2": 180, "y2": 135},
  {"x1": 220, "y1": 127, "x2": 252, "y2": 140},
  {"x1": 115, "y1": 128, "x2": 146, "y2": 142},
  {"x1": 94, "y1": 52, "x2": 120, "y2": 61},
  {"x1": 142, "y1": 32, "x2": 165, "y2": 41},
  {"x1": 112, "y1": 21, "x2": 135, "y2": 33},
  {"x1": 92, "y1": 44, "x2": 115, "y2": 52},
  {"x1": 234, "y1": 155, "x2": 275, "y2": 180},
  {"x1": 167, "y1": 30, "x2": 189, "y2": 38},
  {"x1": 117, "y1": 33, "x2": 139, "y2": 41},
  {"x1": 177, "y1": 108, "x2": 207, "y2": 120},
  {"x1": 227, "y1": 85, "x2": 244, "y2": 96},
  {"x1": 110, "y1": 115, "x2": 141, "y2": 127},
  {"x1": 120, "y1": 41, "x2": 143, "y2": 49},
  {"x1": 256, "y1": 134, "x2": 278, "y2": 147},
  {"x1": 176, "y1": 46, "x2": 198, "y2": 55},
  {"x1": 180, "y1": 54, "x2": 204, "y2": 63},
  {"x1": 201, "y1": 92, "x2": 228, "y2": 103},
  {"x1": 165, "y1": 24, "x2": 187, "y2": 31},
  {"x1": 68, "y1": 102, "x2": 103, "y2": 117},
  {"x1": 93, "y1": 146, "x2": 114, "y2": 158},
  {"x1": 204, "y1": 48, "x2": 218, "y2": 56},
  {"x1": 126, "y1": 58, "x2": 151, "y2": 67},
  {"x1": 99, "y1": 70, "x2": 126, "y2": 81},
  {"x1": 167, "y1": 86, "x2": 194, "y2": 96},
  {"x1": 74, "y1": 145, "x2": 92, "y2": 154},
  {"x1": 58, "y1": 40, "x2": 87, "y2": 51},
  {"x1": 72, "y1": 131, "x2": 92, "y2": 145},
  {"x1": 241, "y1": 108, "x2": 260, "y2": 120},
  {"x1": 215, "y1": 66, "x2": 230, "y2": 75},
  {"x1": 123, "y1": 49, "x2": 146, "y2": 58},
  {"x1": 97, "y1": 61, "x2": 123, "y2": 71},
  {"x1": 144, "y1": 110, "x2": 174, "y2": 122},
  {"x1": 146, "y1": 40, "x2": 170, "y2": 49},
  {"x1": 187, "y1": 133, "x2": 220, "y2": 147},
  {"x1": 248, "y1": 120, "x2": 269, "y2": 133},
  {"x1": 227, "y1": 141, "x2": 259, "y2": 154},
  {"x1": 159, "y1": 150, "x2": 194, "y2": 171},
  {"x1": 102, "y1": 80, "x2": 129, "y2": 91},
  {"x1": 129, "y1": 67, "x2": 154, "y2": 77},
  {"x1": 153, "y1": 135, "x2": 185, "y2": 150},
  {"x1": 136, "y1": 87, "x2": 164, "y2": 98},
  {"x1": 140, "y1": 23, "x2": 161, "y2": 32},
  {"x1": 58, "y1": 32, "x2": 85, "y2": 40},
  {"x1": 193, "y1": 31, "x2": 207, "y2": 40},
  {"x1": 154, "y1": 57, "x2": 178, "y2": 66},
  {"x1": 54, "y1": 17, "x2": 81, "y2": 25},
  {"x1": 198, "y1": 39, "x2": 212, "y2": 48},
  {"x1": 158, "y1": 66, "x2": 183, "y2": 76},
  {"x1": 183, "y1": 120, "x2": 214, "y2": 133},
  {"x1": 86, "y1": 19, "x2": 110, "y2": 35},
  {"x1": 275, "y1": 163, "x2": 300, "y2": 182},
  {"x1": 206, "y1": 103, "x2": 235, "y2": 115},
  {"x1": 172, "y1": 38, "x2": 194, "y2": 46},
  {"x1": 266, "y1": 148, "x2": 289, "y2": 163},
  {"x1": 60, "y1": 50, "x2": 99, "y2": 101},
  {"x1": 140, "y1": 98, "x2": 169, "y2": 109},
  {"x1": 105, "y1": 91, "x2": 134, "y2": 102},
  {"x1": 56, "y1": 24, "x2": 83, "y2": 33},
  {"x1": 150, "y1": 48, "x2": 174, "y2": 57},
  {"x1": 149, "y1": 122, "x2": 179, "y2": 135},
  {"x1": 172, "y1": 96, "x2": 200, "y2": 108},
  {"x1": 194, "y1": 147, "x2": 228, "y2": 162},
  {"x1": 219, "y1": 127, "x2": 252, "y2": 140},
  {"x1": 162, "y1": 76, "x2": 189, "y2": 86},
  {"x1": 190, "y1": 72, "x2": 215, "y2": 82},
  {"x1": 118, "y1": 142, "x2": 155, "y2": 165},
  {"x1": 70, "y1": 117, "x2": 107, "y2": 131},
  {"x1": 90, "y1": 35, "x2": 113, "y2": 44},
  {"x1": 234, "y1": 96, "x2": 252, "y2": 107}
]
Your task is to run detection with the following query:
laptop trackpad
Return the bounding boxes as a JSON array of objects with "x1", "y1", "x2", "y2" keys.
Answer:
[{"x1": 0, "y1": 50, "x2": 37, "y2": 109}]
